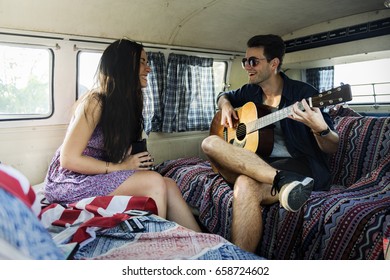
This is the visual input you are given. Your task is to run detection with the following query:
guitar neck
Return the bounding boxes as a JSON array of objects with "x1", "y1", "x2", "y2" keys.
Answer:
[
  {"x1": 247, "y1": 102, "x2": 306, "y2": 133},
  {"x1": 242, "y1": 84, "x2": 352, "y2": 134}
]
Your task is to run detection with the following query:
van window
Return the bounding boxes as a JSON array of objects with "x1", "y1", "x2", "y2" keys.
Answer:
[
  {"x1": 0, "y1": 44, "x2": 53, "y2": 120},
  {"x1": 213, "y1": 61, "x2": 228, "y2": 96},
  {"x1": 77, "y1": 51, "x2": 101, "y2": 98},
  {"x1": 334, "y1": 58, "x2": 390, "y2": 105}
]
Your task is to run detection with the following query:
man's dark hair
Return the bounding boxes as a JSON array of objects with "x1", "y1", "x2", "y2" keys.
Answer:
[{"x1": 247, "y1": 34, "x2": 286, "y2": 71}]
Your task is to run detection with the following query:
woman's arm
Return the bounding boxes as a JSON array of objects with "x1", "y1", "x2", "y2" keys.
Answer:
[
  {"x1": 60, "y1": 97, "x2": 108, "y2": 174},
  {"x1": 60, "y1": 97, "x2": 153, "y2": 174}
]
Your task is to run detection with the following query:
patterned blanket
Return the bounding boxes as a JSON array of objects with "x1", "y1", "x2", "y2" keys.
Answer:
[
  {"x1": 1, "y1": 163, "x2": 264, "y2": 260},
  {"x1": 157, "y1": 158, "x2": 234, "y2": 239},
  {"x1": 0, "y1": 164, "x2": 64, "y2": 259},
  {"x1": 156, "y1": 113, "x2": 390, "y2": 260},
  {"x1": 40, "y1": 195, "x2": 263, "y2": 260},
  {"x1": 74, "y1": 215, "x2": 263, "y2": 260}
]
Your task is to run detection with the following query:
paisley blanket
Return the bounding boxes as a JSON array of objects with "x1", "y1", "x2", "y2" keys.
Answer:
[
  {"x1": 40, "y1": 195, "x2": 263, "y2": 260},
  {"x1": 73, "y1": 215, "x2": 263, "y2": 260}
]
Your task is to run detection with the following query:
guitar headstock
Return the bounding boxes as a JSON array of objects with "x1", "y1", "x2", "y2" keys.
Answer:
[{"x1": 311, "y1": 84, "x2": 352, "y2": 108}]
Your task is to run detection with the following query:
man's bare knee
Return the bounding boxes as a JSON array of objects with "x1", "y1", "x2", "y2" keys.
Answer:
[
  {"x1": 201, "y1": 135, "x2": 221, "y2": 155},
  {"x1": 234, "y1": 175, "x2": 265, "y2": 202},
  {"x1": 234, "y1": 176, "x2": 255, "y2": 198}
]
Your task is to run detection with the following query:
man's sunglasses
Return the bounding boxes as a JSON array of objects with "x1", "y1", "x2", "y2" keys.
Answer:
[{"x1": 241, "y1": 56, "x2": 267, "y2": 68}]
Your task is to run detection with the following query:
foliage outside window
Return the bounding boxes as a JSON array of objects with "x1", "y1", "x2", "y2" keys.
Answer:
[{"x1": 0, "y1": 44, "x2": 52, "y2": 120}]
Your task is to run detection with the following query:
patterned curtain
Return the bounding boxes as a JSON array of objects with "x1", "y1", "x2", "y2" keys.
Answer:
[
  {"x1": 306, "y1": 66, "x2": 334, "y2": 92},
  {"x1": 162, "y1": 53, "x2": 215, "y2": 132},
  {"x1": 143, "y1": 52, "x2": 166, "y2": 135}
]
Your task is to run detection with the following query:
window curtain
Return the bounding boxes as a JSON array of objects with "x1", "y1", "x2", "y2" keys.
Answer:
[
  {"x1": 162, "y1": 53, "x2": 215, "y2": 132},
  {"x1": 306, "y1": 66, "x2": 334, "y2": 92},
  {"x1": 143, "y1": 52, "x2": 166, "y2": 135}
]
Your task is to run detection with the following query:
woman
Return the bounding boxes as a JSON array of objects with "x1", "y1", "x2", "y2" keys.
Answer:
[{"x1": 44, "y1": 39, "x2": 201, "y2": 232}]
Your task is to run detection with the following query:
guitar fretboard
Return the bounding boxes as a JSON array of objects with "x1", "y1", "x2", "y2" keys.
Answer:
[{"x1": 247, "y1": 102, "x2": 306, "y2": 133}]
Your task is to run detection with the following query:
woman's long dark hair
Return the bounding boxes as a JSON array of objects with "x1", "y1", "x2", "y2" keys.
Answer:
[{"x1": 92, "y1": 39, "x2": 145, "y2": 163}]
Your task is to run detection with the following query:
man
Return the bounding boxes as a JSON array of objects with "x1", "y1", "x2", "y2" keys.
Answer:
[{"x1": 201, "y1": 34, "x2": 339, "y2": 252}]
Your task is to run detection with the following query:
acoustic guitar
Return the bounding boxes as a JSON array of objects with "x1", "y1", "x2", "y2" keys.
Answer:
[{"x1": 209, "y1": 84, "x2": 352, "y2": 170}]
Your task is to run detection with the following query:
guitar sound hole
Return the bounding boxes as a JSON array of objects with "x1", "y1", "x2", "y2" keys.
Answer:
[{"x1": 236, "y1": 123, "x2": 247, "y2": 141}]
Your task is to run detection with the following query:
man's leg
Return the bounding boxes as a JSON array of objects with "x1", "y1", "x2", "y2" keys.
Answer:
[
  {"x1": 201, "y1": 135, "x2": 276, "y2": 185},
  {"x1": 232, "y1": 175, "x2": 278, "y2": 252},
  {"x1": 202, "y1": 135, "x2": 314, "y2": 212}
]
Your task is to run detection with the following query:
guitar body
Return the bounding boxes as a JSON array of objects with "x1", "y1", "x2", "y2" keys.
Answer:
[{"x1": 209, "y1": 102, "x2": 274, "y2": 157}]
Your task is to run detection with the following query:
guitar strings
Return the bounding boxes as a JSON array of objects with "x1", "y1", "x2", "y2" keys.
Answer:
[{"x1": 236, "y1": 126, "x2": 246, "y2": 138}]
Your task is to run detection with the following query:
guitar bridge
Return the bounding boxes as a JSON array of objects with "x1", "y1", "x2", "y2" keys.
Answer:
[{"x1": 232, "y1": 138, "x2": 246, "y2": 148}]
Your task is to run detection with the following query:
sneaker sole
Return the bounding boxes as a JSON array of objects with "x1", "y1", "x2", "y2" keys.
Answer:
[{"x1": 279, "y1": 177, "x2": 314, "y2": 212}]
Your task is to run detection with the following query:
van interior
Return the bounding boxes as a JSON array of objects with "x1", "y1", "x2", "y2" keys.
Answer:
[{"x1": 0, "y1": 0, "x2": 389, "y2": 261}]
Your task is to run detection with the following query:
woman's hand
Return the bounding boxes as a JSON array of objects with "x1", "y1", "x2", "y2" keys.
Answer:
[{"x1": 122, "y1": 151, "x2": 155, "y2": 170}]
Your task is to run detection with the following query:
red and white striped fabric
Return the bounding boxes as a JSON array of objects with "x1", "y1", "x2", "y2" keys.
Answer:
[
  {"x1": 40, "y1": 195, "x2": 157, "y2": 245},
  {"x1": 0, "y1": 164, "x2": 40, "y2": 216}
]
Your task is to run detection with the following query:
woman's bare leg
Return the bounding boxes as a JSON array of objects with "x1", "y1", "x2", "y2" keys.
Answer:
[
  {"x1": 110, "y1": 172, "x2": 201, "y2": 231},
  {"x1": 109, "y1": 171, "x2": 168, "y2": 218},
  {"x1": 164, "y1": 177, "x2": 202, "y2": 232}
]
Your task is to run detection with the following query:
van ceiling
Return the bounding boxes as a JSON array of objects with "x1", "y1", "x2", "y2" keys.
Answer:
[{"x1": 0, "y1": 0, "x2": 387, "y2": 52}]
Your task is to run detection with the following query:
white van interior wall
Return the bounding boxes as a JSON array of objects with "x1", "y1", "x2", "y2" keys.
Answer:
[
  {"x1": 147, "y1": 131, "x2": 208, "y2": 165},
  {"x1": 0, "y1": 125, "x2": 67, "y2": 186}
]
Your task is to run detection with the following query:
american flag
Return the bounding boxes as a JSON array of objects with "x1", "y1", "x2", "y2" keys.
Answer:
[
  {"x1": 1, "y1": 163, "x2": 157, "y2": 247},
  {"x1": 0, "y1": 164, "x2": 41, "y2": 216},
  {"x1": 40, "y1": 195, "x2": 158, "y2": 245}
]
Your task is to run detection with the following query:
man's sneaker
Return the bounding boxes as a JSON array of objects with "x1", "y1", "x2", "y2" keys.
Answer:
[{"x1": 271, "y1": 170, "x2": 314, "y2": 212}]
